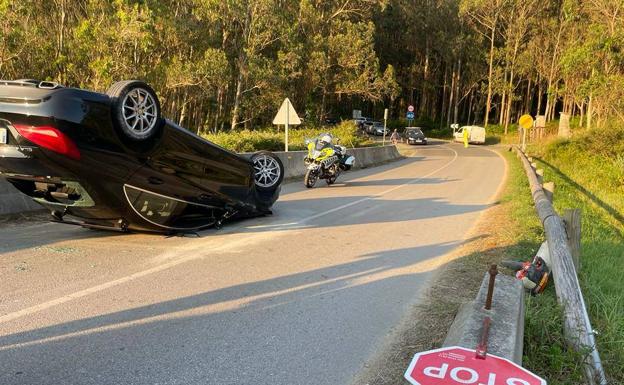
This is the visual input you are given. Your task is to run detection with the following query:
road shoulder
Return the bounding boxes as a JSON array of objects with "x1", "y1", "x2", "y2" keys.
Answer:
[{"x1": 351, "y1": 147, "x2": 514, "y2": 385}]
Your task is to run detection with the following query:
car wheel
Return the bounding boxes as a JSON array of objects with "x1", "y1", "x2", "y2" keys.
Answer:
[
  {"x1": 108, "y1": 80, "x2": 162, "y2": 142},
  {"x1": 304, "y1": 169, "x2": 318, "y2": 188},
  {"x1": 251, "y1": 151, "x2": 284, "y2": 191}
]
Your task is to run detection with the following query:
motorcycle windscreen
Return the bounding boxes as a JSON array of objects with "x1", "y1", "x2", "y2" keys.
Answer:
[{"x1": 123, "y1": 184, "x2": 218, "y2": 230}]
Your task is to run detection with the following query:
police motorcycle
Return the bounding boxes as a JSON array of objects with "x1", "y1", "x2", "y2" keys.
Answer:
[{"x1": 303, "y1": 134, "x2": 355, "y2": 188}]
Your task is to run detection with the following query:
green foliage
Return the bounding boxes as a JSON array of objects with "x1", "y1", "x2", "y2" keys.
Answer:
[
  {"x1": 500, "y1": 151, "x2": 587, "y2": 384},
  {"x1": 521, "y1": 129, "x2": 624, "y2": 383},
  {"x1": 202, "y1": 121, "x2": 368, "y2": 152}
]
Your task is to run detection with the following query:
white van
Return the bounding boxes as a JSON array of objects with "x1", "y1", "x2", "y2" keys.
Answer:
[{"x1": 453, "y1": 125, "x2": 486, "y2": 144}]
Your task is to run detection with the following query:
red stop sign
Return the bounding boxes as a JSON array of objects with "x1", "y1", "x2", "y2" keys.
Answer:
[{"x1": 404, "y1": 347, "x2": 546, "y2": 385}]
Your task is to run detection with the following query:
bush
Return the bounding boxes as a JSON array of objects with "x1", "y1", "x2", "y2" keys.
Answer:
[{"x1": 201, "y1": 121, "x2": 367, "y2": 152}]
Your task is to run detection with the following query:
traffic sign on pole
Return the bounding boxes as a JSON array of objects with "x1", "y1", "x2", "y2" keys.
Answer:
[
  {"x1": 383, "y1": 108, "x2": 389, "y2": 146},
  {"x1": 407, "y1": 111, "x2": 415, "y2": 120},
  {"x1": 273, "y1": 98, "x2": 301, "y2": 152},
  {"x1": 405, "y1": 346, "x2": 546, "y2": 385},
  {"x1": 518, "y1": 115, "x2": 534, "y2": 152},
  {"x1": 519, "y1": 114, "x2": 534, "y2": 130},
  {"x1": 408, "y1": 105, "x2": 415, "y2": 113}
]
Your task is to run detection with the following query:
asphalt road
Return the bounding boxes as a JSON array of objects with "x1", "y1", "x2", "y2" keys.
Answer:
[{"x1": 0, "y1": 141, "x2": 505, "y2": 385}]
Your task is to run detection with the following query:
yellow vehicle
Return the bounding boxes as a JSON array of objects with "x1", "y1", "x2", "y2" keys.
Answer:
[{"x1": 303, "y1": 134, "x2": 355, "y2": 188}]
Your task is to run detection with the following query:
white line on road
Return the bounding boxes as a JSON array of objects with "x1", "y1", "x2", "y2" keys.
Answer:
[{"x1": 0, "y1": 145, "x2": 459, "y2": 325}]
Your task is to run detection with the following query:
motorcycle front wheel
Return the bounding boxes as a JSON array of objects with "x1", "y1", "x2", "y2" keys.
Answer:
[{"x1": 304, "y1": 169, "x2": 319, "y2": 188}]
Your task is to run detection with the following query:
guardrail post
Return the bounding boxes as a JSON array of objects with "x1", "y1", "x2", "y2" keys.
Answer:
[
  {"x1": 563, "y1": 208, "x2": 582, "y2": 271},
  {"x1": 535, "y1": 169, "x2": 544, "y2": 184},
  {"x1": 543, "y1": 182, "x2": 555, "y2": 203}
]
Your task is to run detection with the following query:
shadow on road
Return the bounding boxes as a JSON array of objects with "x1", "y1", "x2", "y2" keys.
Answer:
[
  {"x1": 338, "y1": 177, "x2": 459, "y2": 187},
  {"x1": 0, "y1": 236, "x2": 489, "y2": 385}
]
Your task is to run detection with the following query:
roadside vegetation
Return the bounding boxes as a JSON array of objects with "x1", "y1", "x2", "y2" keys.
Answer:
[
  {"x1": 502, "y1": 148, "x2": 586, "y2": 384},
  {"x1": 3, "y1": 1, "x2": 621, "y2": 137},
  {"x1": 522, "y1": 125, "x2": 624, "y2": 384},
  {"x1": 201, "y1": 121, "x2": 376, "y2": 152}
]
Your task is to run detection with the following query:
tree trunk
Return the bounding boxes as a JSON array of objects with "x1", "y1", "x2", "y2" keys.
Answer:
[
  {"x1": 440, "y1": 64, "x2": 448, "y2": 128},
  {"x1": 484, "y1": 15, "x2": 497, "y2": 127},
  {"x1": 587, "y1": 93, "x2": 593, "y2": 129},
  {"x1": 420, "y1": 42, "x2": 430, "y2": 117},
  {"x1": 504, "y1": 67, "x2": 515, "y2": 134},
  {"x1": 525, "y1": 77, "x2": 532, "y2": 114},
  {"x1": 579, "y1": 102, "x2": 584, "y2": 128},
  {"x1": 447, "y1": 60, "x2": 456, "y2": 127},
  {"x1": 536, "y1": 79, "x2": 543, "y2": 116},
  {"x1": 55, "y1": 0, "x2": 67, "y2": 84},
  {"x1": 454, "y1": 59, "x2": 462, "y2": 125},
  {"x1": 468, "y1": 90, "x2": 474, "y2": 124},
  {"x1": 179, "y1": 90, "x2": 188, "y2": 127},
  {"x1": 231, "y1": 64, "x2": 244, "y2": 130}
]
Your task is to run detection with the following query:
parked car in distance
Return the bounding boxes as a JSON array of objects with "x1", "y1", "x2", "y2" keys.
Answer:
[
  {"x1": 324, "y1": 117, "x2": 339, "y2": 126},
  {"x1": 354, "y1": 117, "x2": 372, "y2": 129},
  {"x1": 371, "y1": 122, "x2": 388, "y2": 136},
  {"x1": 453, "y1": 125, "x2": 486, "y2": 144},
  {"x1": 405, "y1": 127, "x2": 427, "y2": 145}
]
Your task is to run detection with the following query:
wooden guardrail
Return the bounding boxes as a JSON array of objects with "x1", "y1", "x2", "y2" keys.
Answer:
[{"x1": 514, "y1": 146, "x2": 607, "y2": 385}]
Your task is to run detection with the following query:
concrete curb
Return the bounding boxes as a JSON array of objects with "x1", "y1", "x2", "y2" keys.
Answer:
[
  {"x1": 0, "y1": 145, "x2": 403, "y2": 215},
  {"x1": 443, "y1": 273, "x2": 525, "y2": 364}
]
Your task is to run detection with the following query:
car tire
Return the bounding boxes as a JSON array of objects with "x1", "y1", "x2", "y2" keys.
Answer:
[
  {"x1": 108, "y1": 80, "x2": 162, "y2": 142},
  {"x1": 251, "y1": 151, "x2": 284, "y2": 192}
]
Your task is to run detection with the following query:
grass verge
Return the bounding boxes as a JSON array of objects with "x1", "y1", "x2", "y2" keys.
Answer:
[
  {"x1": 200, "y1": 121, "x2": 377, "y2": 152},
  {"x1": 523, "y1": 134, "x2": 624, "y2": 384}
]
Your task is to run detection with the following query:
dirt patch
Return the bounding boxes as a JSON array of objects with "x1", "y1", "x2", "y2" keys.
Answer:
[{"x1": 352, "y1": 149, "x2": 523, "y2": 385}]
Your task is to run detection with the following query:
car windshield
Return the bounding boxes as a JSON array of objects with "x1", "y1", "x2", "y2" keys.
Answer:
[{"x1": 406, "y1": 128, "x2": 422, "y2": 135}]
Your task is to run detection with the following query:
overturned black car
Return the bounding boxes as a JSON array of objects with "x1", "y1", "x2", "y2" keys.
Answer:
[{"x1": 0, "y1": 79, "x2": 284, "y2": 233}]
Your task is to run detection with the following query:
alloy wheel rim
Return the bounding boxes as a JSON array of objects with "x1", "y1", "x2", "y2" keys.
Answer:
[
  {"x1": 253, "y1": 155, "x2": 281, "y2": 188},
  {"x1": 122, "y1": 88, "x2": 157, "y2": 137}
]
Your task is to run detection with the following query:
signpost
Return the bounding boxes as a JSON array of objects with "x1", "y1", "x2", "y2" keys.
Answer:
[
  {"x1": 273, "y1": 98, "x2": 301, "y2": 152},
  {"x1": 407, "y1": 105, "x2": 415, "y2": 125},
  {"x1": 383, "y1": 108, "x2": 389, "y2": 146},
  {"x1": 405, "y1": 346, "x2": 547, "y2": 385},
  {"x1": 518, "y1": 114, "x2": 534, "y2": 152}
]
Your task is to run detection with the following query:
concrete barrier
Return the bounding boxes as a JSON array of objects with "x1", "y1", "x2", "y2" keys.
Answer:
[
  {"x1": 0, "y1": 145, "x2": 402, "y2": 216},
  {"x1": 0, "y1": 178, "x2": 41, "y2": 215},
  {"x1": 443, "y1": 273, "x2": 525, "y2": 364},
  {"x1": 271, "y1": 145, "x2": 403, "y2": 179}
]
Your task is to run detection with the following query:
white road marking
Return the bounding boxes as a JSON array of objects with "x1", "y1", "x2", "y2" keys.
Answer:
[
  {"x1": 300, "y1": 146, "x2": 458, "y2": 224},
  {"x1": 0, "y1": 145, "x2": 459, "y2": 324}
]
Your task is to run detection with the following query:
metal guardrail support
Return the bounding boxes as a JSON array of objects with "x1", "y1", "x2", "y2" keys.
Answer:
[{"x1": 514, "y1": 146, "x2": 607, "y2": 385}]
